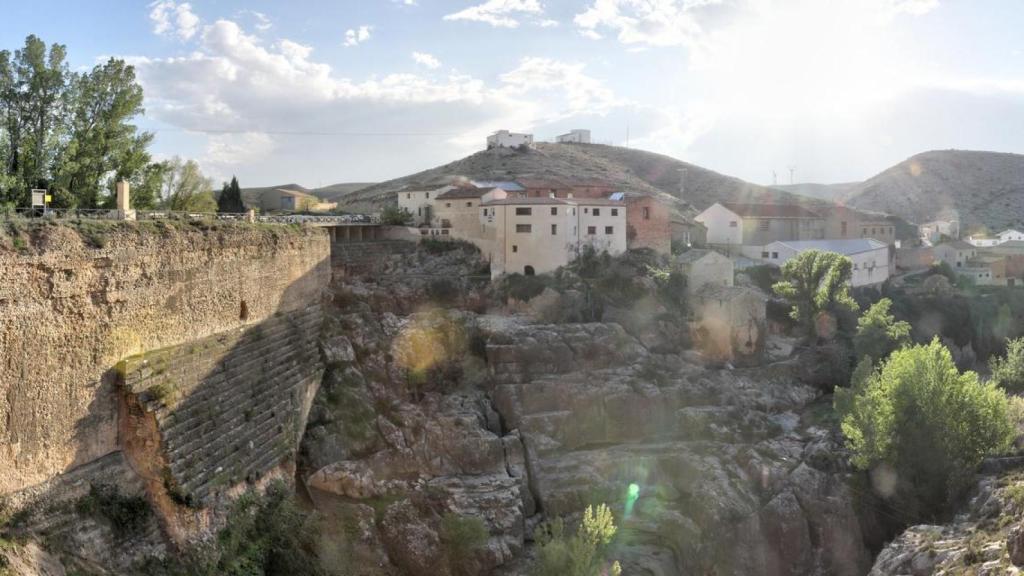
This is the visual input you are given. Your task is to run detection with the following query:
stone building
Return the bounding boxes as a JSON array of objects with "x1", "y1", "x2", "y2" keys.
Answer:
[
  {"x1": 676, "y1": 249, "x2": 734, "y2": 295},
  {"x1": 486, "y1": 130, "x2": 533, "y2": 149},
  {"x1": 556, "y1": 129, "x2": 591, "y2": 144},
  {"x1": 933, "y1": 240, "x2": 977, "y2": 269},
  {"x1": 824, "y1": 205, "x2": 897, "y2": 245},
  {"x1": 696, "y1": 202, "x2": 825, "y2": 251},
  {"x1": 623, "y1": 193, "x2": 672, "y2": 254},
  {"x1": 690, "y1": 284, "x2": 766, "y2": 366}
]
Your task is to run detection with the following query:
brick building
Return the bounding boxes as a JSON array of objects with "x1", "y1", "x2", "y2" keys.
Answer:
[{"x1": 623, "y1": 194, "x2": 671, "y2": 254}]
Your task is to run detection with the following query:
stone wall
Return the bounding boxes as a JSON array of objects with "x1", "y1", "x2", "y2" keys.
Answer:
[
  {"x1": 0, "y1": 223, "x2": 330, "y2": 494},
  {"x1": 119, "y1": 304, "x2": 324, "y2": 507}
]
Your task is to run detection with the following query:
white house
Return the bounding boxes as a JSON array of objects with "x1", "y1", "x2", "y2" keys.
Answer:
[
  {"x1": 556, "y1": 129, "x2": 591, "y2": 144},
  {"x1": 398, "y1": 185, "x2": 454, "y2": 226},
  {"x1": 920, "y1": 219, "x2": 960, "y2": 243},
  {"x1": 480, "y1": 197, "x2": 626, "y2": 278},
  {"x1": 759, "y1": 238, "x2": 890, "y2": 287},
  {"x1": 933, "y1": 240, "x2": 977, "y2": 269},
  {"x1": 966, "y1": 235, "x2": 1002, "y2": 247},
  {"x1": 486, "y1": 130, "x2": 533, "y2": 149},
  {"x1": 999, "y1": 229, "x2": 1024, "y2": 242},
  {"x1": 676, "y1": 249, "x2": 734, "y2": 295}
]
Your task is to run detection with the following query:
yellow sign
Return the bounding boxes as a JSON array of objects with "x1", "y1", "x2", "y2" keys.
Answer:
[{"x1": 44, "y1": 195, "x2": 52, "y2": 203}]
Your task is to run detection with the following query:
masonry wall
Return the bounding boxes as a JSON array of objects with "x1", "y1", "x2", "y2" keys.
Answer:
[
  {"x1": 0, "y1": 223, "x2": 330, "y2": 494},
  {"x1": 625, "y1": 196, "x2": 671, "y2": 254}
]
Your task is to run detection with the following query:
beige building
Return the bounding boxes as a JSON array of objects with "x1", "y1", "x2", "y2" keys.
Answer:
[
  {"x1": 397, "y1": 185, "x2": 454, "y2": 226},
  {"x1": 481, "y1": 197, "x2": 627, "y2": 278},
  {"x1": 676, "y1": 249, "x2": 734, "y2": 295},
  {"x1": 691, "y1": 284, "x2": 766, "y2": 366},
  {"x1": 824, "y1": 206, "x2": 897, "y2": 245},
  {"x1": 933, "y1": 240, "x2": 977, "y2": 269},
  {"x1": 433, "y1": 187, "x2": 507, "y2": 242},
  {"x1": 696, "y1": 202, "x2": 825, "y2": 252},
  {"x1": 245, "y1": 188, "x2": 336, "y2": 213}
]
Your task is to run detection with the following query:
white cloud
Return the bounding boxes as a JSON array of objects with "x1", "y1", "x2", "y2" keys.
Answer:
[
  {"x1": 394, "y1": 0, "x2": 418, "y2": 5},
  {"x1": 412, "y1": 51, "x2": 442, "y2": 69},
  {"x1": 499, "y1": 57, "x2": 621, "y2": 122},
  {"x1": 249, "y1": 11, "x2": 272, "y2": 32},
  {"x1": 344, "y1": 25, "x2": 373, "y2": 47},
  {"x1": 538, "y1": 18, "x2": 559, "y2": 27},
  {"x1": 573, "y1": 0, "x2": 719, "y2": 49},
  {"x1": 149, "y1": 1, "x2": 201, "y2": 41},
  {"x1": 443, "y1": 0, "x2": 544, "y2": 28}
]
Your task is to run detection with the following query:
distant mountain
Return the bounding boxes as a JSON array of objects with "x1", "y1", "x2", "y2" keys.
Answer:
[
  {"x1": 310, "y1": 182, "x2": 375, "y2": 203},
  {"x1": 339, "y1": 142, "x2": 808, "y2": 217},
  {"x1": 841, "y1": 150, "x2": 1024, "y2": 233},
  {"x1": 239, "y1": 183, "x2": 312, "y2": 207},
  {"x1": 773, "y1": 182, "x2": 860, "y2": 203}
]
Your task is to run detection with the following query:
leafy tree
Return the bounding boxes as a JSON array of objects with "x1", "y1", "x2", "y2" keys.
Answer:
[
  {"x1": 161, "y1": 156, "x2": 216, "y2": 212},
  {"x1": 217, "y1": 176, "x2": 245, "y2": 213},
  {"x1": 533, "y1": 504, "x2": 622, "y2": 576},
  {"x1": 990, "y1": 337, "x2": 1024, "y2": 394},
  {"x1": 380, "y1": 205, "x2": 413, "y2": 225},
  {"x1": 853, "y1": 298, "x2": 911, "y2": 361},
  {"x1": 835, "y1": 339, "x2": 1015, "y2": 517},
  {"x1": 772, "y1": 250, "x2": 858, "y2": 339}
]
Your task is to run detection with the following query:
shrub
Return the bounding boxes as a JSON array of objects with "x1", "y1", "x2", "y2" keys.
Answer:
[
  {"x1": 743, "y1": 264, "x2": 779, "y2": 294},
  {"x1": 499, "y1": 273, "x2": 551, "y2": 302},
  {"x1": 533, "y1": 504, "x2": 622, "y2": 576},
  {"x1": 380, "y1": 205, "x2": 413, "y2": 225},
  {"x1": 440, "y1": 513, "x2": 488, "y2": 576},
  {"x1": 991, "y1": 337, "x2": 1024, "y2": 394},
  {"x1": 835, "y1": 339, "x2": 1015, "y2": 518},
  {"x1": 75, "y1": 483, "x2": 152, "y2": 540},
  {"x1": 853, "y1": 298, "x2": 911, "y2": 362}
]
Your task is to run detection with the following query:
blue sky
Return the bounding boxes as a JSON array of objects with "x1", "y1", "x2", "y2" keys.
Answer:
[{"x1": 4, "y1": 0, "x2": 1023, "y2": 187}]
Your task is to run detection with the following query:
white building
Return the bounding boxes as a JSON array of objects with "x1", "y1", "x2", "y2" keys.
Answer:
[
  {"x1": 556, "y1": 129, "x2": 591, "y2": 144},
  {"x1": 486, "y1": 130, "x2": 533, "y2": 149},
  {"x1": 480, "y1": 197, "x2": 626, "y2": 278},
  {"x1": 397, "y1": 185, "x2": 454, "y2": 226},
  {"x1": 759, "y1": 238, "x2": 890, "y2": 287},
  {"x1": 999, "y1": 229, "x2": 1024, "y2": 242},
  {"x1": 933, "y1": 240, "x2": 977, "y2": 269},
  {"x1": 695, "y1": 202, "x2": 825, "y2": 252},
  {"x1": 966, "y1": 235, "x2": 1002, "y2": 247}
]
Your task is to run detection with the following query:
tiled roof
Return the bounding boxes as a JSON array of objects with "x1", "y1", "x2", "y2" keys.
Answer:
[
  {"x1": 937, "y1": 240, "x2": 975, "y2": 250},
  {"x1": 482, "y1": 197, "x2": 576, "y2": 206},
  {"x1": 676, "y1": 249, "x2": 722, "y2": 264},
  {"x1": 721, "y1": 202, "x2": 822, "y2": 219},
  {"x1": 436, "y1": 186, "x2": 495, "y2": 200}
]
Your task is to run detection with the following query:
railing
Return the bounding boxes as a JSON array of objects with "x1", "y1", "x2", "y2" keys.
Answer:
[{"x1": 1, "y1": 207, "x2": 379, "y2": 225}]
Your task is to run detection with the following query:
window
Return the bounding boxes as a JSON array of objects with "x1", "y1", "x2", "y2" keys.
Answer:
[
  {"x1": 587, "y1": 226, "x2": 596, "y2": 235},
  {"x1": 863, "y1": 227, "x2": 868, "y2": 235},
  {"x1": 550, "y1": 207, "x2": 557, "y2": 215},
  {"x1": 466, "y1": 202, "x2": 472, "y2": 207},
  {"x1": 759, "y1": 220, "x2": 769, "y2": 231},
  {"x1": 611, "y1": 208, "x2": 618, "y2": 216},
  {"x1": 551, "y1": 224, "x2": 557, "y2": 235},
  {"x1": 426, "y1": 192, "x2": 430, "y2": 199},
  {"x1": 841, "y1": 221, "x2": 847, "y2": 236},
  {"x1": 761, "y1": 251, "x2": 769, "y2": 258},
  {"x1": 854, "y1": 263, "x2": 859, "y2": 270},
  {"x1": 406, "y1": 193, "x2": 411, "y2": 199},
  {"x1": 515, "y1": 207, "x2": 532, "y2": 215},
  {"x1": 417, "y1": 207, "x2": 422, "y2": 216},
  {"x1": 512, "y1": 245, "x2": 518, "y2": 253},
  {"x1": 643, "y1": 207, "x2": 650, "y2": 220},
  {"x1": 516, "y1": 224, "x2": 532, "y2": 233},
  {"x1": 445, "y1": 202, "x2": 451, "y2": 208},
  {"x1": 524, "y1": 265, "x2": 535, "y2": 276},
  {"x1": 572, "y1": 208, "x2": 577, "y2": 215},
  {"x1": 584, "y1": 207, "x2": 589, "y2": 214},
  {"x1": 771, "y1": 252, "x2": 778, "y2": 259},
  {"x1": 605, "y1": 226, "x2": 613, "y2": 234},
  {"x1": 729, "y1": 221, "x2": 738, "y2": 228},
  {"x1": 593, "y1": 208, "x2": 601, "y2": 216}
]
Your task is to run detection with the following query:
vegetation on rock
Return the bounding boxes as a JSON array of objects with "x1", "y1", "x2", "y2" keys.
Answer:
[
  {"x1": 533, "y1": 504, "x2": 622, "y2": 576},
  {"x1": 836, "y1": 339, "x2": 1015, "y2": 517},
  {"x1": 440, "y1": 512, "x2": 488, "y2": 576},
  {"x1": 380, "y1": 205, "x2": 413, "y2": 225},
  {"x1": 990, "y1": 337, "x2": 1024, "y2": 394},
  {"x1": 853, "y1": 298, "x2": 911, "y2": 362}
]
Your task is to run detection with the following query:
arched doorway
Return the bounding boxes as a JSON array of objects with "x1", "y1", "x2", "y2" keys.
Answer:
[{"x1": 524, "y1": 265, "x2": 535, "y2": 276}]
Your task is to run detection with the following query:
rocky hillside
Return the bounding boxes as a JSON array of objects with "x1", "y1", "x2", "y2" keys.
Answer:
[
  {"x1": 338, "y1": 143, "x2": 805, "y2": 216},
  {"x1": 808, "y1": 150, "x2": 1024, "y2": 231}
]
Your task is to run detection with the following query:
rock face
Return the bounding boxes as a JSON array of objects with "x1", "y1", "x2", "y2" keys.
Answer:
[{"x1": 870, "y1": 471, "x2": 1024, "y2": 575}]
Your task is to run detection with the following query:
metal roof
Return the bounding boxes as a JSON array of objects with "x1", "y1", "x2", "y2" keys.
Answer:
[
  {"x1": 721, "y1": 202, "x2": 822, "y2": 219},
  {"x1": 768, "y1": 238, "x2": 887, "y2": 255},
  {"x1": 470, "y1": 180, "x2": 525, "y2": 192}
]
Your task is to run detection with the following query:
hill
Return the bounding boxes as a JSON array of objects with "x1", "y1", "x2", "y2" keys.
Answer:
[
  {"x1": 311, "y1": 182, "x2": 375, "y2": 203},
  {"x1": 773, "y1": 182, "x2": 860, "y2": 203},
  {"x1": 239, "y1": 183, "x2": 312, "y2": 207},
  {"x1": 339, "y1": 143, "x2": 807, "y2": 216},
  {"x1": 842, "y1": 150, "x2": 1024, "y2": 232}
]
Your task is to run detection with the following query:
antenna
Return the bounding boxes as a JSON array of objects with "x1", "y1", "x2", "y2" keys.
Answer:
[
  {"x1": 788, "y1": 165, "x2": 796, "y2": 185},
  {"x1": 772, "y1": 170, "x2": 777, "y2": 186}
]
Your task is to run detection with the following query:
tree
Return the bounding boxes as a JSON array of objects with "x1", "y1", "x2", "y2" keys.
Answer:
[
  {"x1": 853, "y1": 298, "x2": 911, "y2": 362},
  {"x1": 380, "y1": 205, "x2": 413, "y2": 225},
  {"x1": 161, "y1": 156, "x2": 216, "y2": 212},
  {"x1": 217, "y1": 175, "x2": 245, "y2": 213},
  {"x1": 990, "y1": 337, "x2": 1024, "y2": 394},
  {"x1": 533, "y1": 504, "x2": 622, "y2": 576},
  {"x1": 835, "y1": 339, "x2": 1015, "y2": 517},
  {"x1": 772, "y1": 250, "x2": 859, "y2": 339}
]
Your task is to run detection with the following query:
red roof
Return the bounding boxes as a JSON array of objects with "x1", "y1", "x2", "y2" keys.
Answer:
[{"x1": 721, "y1": 202, "x2": 822, "y2": 219}]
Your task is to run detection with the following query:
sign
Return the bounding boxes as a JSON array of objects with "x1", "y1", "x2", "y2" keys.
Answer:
[
  {"x1": 45, "y1": 195, "x2": 52, "y2": 203},
  {"x1": 31, "y1": 190, "x2": 46, "y2": 207}
]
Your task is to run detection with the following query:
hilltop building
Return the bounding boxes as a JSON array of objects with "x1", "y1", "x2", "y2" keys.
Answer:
[
  {"x1": 486, "y1": 130, "x2": 533, "y2": 149},
  {"x1": 556, "y1": 129, "x2": 591, "y2": 144},
  {"x1": 920, "y1": 219, "x2": 960, "y2": 243},
  {"x1": 758, "y1": 239, "x2": 890, "y2": 287}
]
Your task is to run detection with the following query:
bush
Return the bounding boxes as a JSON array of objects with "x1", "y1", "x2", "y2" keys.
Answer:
[
  {"x1": 853, "y1": 298, "x2": 911, "y2": 362},
  {"x1": 440, "y1": 513, "x2": 488, "y2": 576},
  {"x1": 743, "y1": 264, "x2": 779, "y2": 294},
  {"x1": 991, "y1": 337, "x2": 1024, "y2": 394},
  {"x1": 499, "y1": 273, "x2": 551, "y2": 302},
  {"x1": 835, "y1": 339, "x2": 1015, "y2": 518},
  {"x1": 533, "y1": 504, "x2": 622, "y2": 576},
  {"x1": 75, "y1": 483, "x2": 152, "y2": 540},
  {"x1": 380, "y1": 205, "x2": 413, "y2": 225}
]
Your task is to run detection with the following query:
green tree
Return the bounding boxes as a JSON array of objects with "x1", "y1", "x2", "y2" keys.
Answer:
[
  {"x1": 853, "y1": 298, "x2": 911, "y2": 361},
  {"x1": 217, "y1": 175, "x2": 245, "y2": 213},
  {"x1": 161, "y1": 156, "x2": 216, "y2": 212},
  {"x1": 835, "y1": 339, "x2": 1015, "y2": 516},
  {"x1": 772, "y1": 250, "x2": 859, "y2": 339},
  {"x1": 534, "y1": 504, "x2": 621, "y2": 576},
  {"x1": 990, "y1": 337, "x2": 1024, "y2": 394},
  {"x1": 380, "y1": 205, "x2": 413, "y2": 225}
]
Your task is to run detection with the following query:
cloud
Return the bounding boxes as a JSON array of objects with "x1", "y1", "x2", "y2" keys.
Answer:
[
  {"x1": 443, "y1": 0, "x2": 544, "y2": 28},
  {"x1": 538, "y1": 18, "x2": 559, "y2": 27},
  {"x1": 412, "y1": 51, "x2": 442, "y2": 69},
  {"x1": 499, "y1": 57, "x2": 621, "y2": 122},
  {"x1": 344, "y1": 25, "x2": 373, "y2": 47},
  {"x1": 248, "y1": 11, "x2": 272, "y2": 32},
  {"x1": 149, "y1": 0, "x2": 200, "y2": 41},
  {"x1": 573, "y1": 0, "x2": 720, "y2": 49}
]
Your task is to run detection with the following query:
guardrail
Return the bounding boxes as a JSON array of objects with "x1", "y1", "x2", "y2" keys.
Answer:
[{"x1": 0, "y1": 207, "x2": 379, "y2": 225}]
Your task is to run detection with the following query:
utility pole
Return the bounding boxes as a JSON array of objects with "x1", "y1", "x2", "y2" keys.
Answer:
[
  {"x1": 678, "y1": 167, "x2": 687, "y2": 200},
  {"x1": 772, "y1": 170, "x2": 777, "y2": 186},
  {"x1": 788, "y1": 165, "x2": 796, "y2": 185}
]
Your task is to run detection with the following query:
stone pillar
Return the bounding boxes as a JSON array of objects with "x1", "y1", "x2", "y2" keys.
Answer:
[
  {"x1": 247, "y1": 209, "x2": 256, "y2": 223},
  {"x1": 116, "y1": 180, "x2": 136, "y2": 221}
]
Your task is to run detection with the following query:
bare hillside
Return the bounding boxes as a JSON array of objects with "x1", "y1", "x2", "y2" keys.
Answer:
[
  {"x1": 845, "y1": 150, "x2": 1024, "y2": 231},
  {"x1": 339, "y1": 143, "x2": 804, "y2": 215},
  {"x1": 773, "y1": 182, "x2": 860, "y2": 203}
]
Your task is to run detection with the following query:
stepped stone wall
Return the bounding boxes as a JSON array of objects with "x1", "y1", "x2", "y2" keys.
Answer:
[
  {"x1": 0, "y1": 223, "x2": 330, "y2": 494},
  {"x1": 119, "y1": 305, "x2": 324, "y2": 506}
]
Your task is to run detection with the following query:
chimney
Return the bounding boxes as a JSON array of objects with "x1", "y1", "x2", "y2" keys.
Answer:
[{"x1": 548, "y1": 192, "x2": 555, "y2": 198}]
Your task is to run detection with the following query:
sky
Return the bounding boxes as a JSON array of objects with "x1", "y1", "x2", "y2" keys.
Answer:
[{"x1": 3, "y1": 0, "x2": 1023, "y2": 188}]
